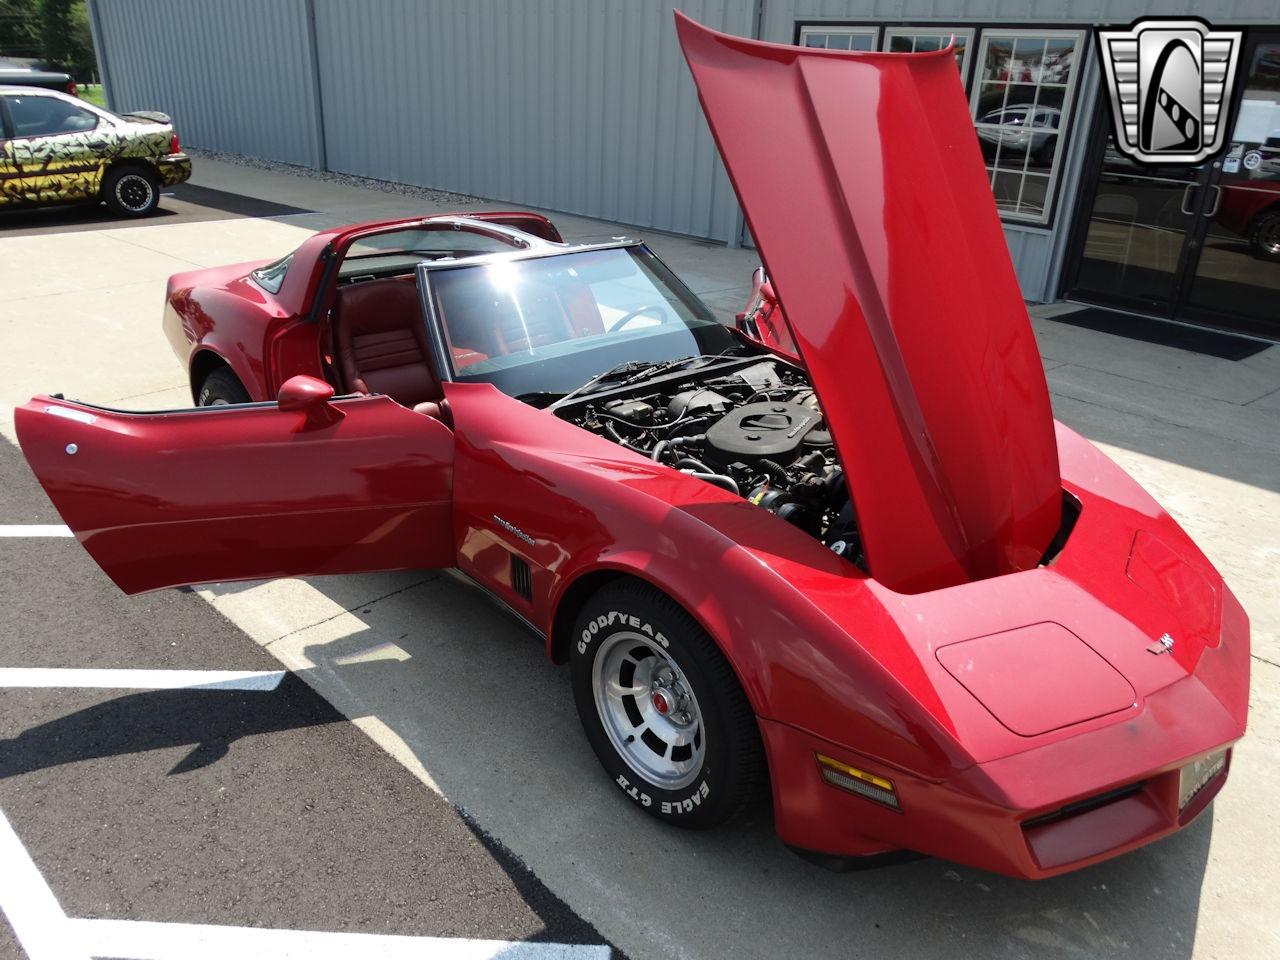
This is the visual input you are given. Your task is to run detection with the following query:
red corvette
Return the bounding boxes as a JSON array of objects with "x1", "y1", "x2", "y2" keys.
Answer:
[{"x1": 15, "y1": 15, "x2": 1248, "y2": 879}]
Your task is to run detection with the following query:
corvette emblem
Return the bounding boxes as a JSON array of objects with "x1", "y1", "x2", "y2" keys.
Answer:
[
  {"x1": 492, "y1": 514, "x2": 535, "y2": 545},
  {"x1": 1097, "y1": 18, "x2": 1243, "y2": 165},
  {"x1": 1147, "y1": 632, "x2": 1176, "y2": 655}
]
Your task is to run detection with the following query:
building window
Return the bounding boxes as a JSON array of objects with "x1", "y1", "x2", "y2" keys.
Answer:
[
  {"x1": 970, "y1": 30, "x2": 1085, "y2": 223},
  {"x1": 884, "y1": 28, "x2": 974, "y2": 85},
  {"x1": 799, "y1": 25, "x2": 878, "y2": 52}
]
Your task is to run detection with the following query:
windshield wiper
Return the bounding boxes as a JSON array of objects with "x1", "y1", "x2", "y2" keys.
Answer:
[
  {"x1": 552, "y1": 351, "x2": 744, "y2": 409},
  {"x1": 552, "y1": 360, "x2": 666, "y2": 406},
  {"x1": 613, "y1": 354, "x2": 726, "y2": 388}
]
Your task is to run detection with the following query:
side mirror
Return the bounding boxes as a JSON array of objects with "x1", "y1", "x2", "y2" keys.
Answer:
[
  {"x1": 277, "y1": 375, "x2": 341, "y2": 427},
  {"x1": 278, "y1": 375, "x2": 334, "y2": 411}
]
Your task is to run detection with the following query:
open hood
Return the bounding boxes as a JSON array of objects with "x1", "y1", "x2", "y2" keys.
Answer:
[{"x1": 676, "y1": 13, "x2": 1061, "y2": 594}]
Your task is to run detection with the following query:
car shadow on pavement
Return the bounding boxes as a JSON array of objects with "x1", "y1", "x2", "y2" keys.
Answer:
[
  {"x1": 276, "y1": 573, "x2": 1213, "y2": 960},
  {"x1": 0, "y1": 673, "x2": 342, "y2": 778},
  {"x1": 0, "y1": 184, "x2": 311, "y2": 236}
]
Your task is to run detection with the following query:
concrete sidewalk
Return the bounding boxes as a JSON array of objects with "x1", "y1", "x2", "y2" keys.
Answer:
[{"x1": 1, "y1": 155, "x2": 1277, "y2": 960}]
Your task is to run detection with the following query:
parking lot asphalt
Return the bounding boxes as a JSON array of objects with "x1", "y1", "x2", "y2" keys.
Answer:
[
  {"x1": 0, "y1": 183, "x2": 310, "y2": 237},
  {"x1": 0, "y1": 441, "x2": 615, "y2": 957},
  {"x1": 1, "y1": 163, "x2": 1278, "y2": 960}
]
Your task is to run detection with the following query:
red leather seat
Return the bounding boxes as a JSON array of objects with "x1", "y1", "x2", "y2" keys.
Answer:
[
  {"x1": 434, "y1": 269, "x2": 582, "y2": 356},
  {"x1": 333, "y1": 278, "x2": 443, "y2": 408}
]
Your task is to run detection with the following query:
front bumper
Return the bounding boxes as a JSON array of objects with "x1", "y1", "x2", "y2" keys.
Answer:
[
  {"x1": 155, "y1": 153, "x2": 192, "y2": 187},
  {"x1": 763, "y1": 671, "x2": 1242, "y2": 879}
]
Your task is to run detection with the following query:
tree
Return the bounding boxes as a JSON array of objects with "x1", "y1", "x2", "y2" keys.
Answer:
[
  {"x1": 38, "y1": 0, "x2": 75, "y2": 66},
  {"x1": 0, "y1": 0, "x2": 41, "y2": 58},
  {"x1": 68, "y1": 0, "x2": 94, "y2": 79}
]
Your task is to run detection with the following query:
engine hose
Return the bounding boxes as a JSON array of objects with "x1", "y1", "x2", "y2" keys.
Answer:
[
  {"x1": 665, "y1": 415, "x2": 713, "y2": 439},
  {"x1": 604, "y1": 419, "x2": 650, "y2": 453},
  {"x1": 675, "y1": 456, "x2": 716, "y2": 474},
  {"x1": 651, "y1": 440, "x2": 669, "y2": 462},
  {"x1": 758, "y1": 458, "x2": 791, "y2": 484},
  {"x1": 683, "y1": 471, "x2": 740, "y2": 496}
]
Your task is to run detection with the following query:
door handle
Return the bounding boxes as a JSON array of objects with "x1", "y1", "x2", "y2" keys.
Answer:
[
  {"x1": 1179, "y1": 183, "x2": 1198, "y2": 216},
  {"x1": 1205, "y1": 185, "x2": 1223, "y2": 218}
]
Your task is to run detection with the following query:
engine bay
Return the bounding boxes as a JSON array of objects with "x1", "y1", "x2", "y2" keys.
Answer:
[{"x1": 552, "y1": 357, "x2": 863, "y2": 565}]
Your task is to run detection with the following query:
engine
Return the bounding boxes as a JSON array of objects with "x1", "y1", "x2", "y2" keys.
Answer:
[{"x1": 554, "y1": 359, "x2": 862, "y2": 564}]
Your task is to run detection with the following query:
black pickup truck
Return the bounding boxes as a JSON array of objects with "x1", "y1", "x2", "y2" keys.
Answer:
[{"x1": 0, "y1": 60, "x2": 77, "y2": 96}]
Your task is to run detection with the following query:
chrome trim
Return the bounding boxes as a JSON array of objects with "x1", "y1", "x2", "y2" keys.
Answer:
[
  {"x1": 417, "y1": 237, "x2": 641, "y2": 274},
  {"x1": 44, "y1": 405, "x2": 96, "y2": 425},
  {"x1": 492, "y1": 514, "x2": 536, "y2": 545},
  {"x1": 1179, "y1": 183, "x2": 1197, "y2": 216},
  {"x1": 1205, "y1": 184, "x2": 1223, "y2": 218},
  {"x1": 416, "y1": 215, "x2": 559, "y2": 251}
]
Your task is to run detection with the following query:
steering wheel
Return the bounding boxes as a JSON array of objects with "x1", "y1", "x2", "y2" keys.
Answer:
[{"x1": 612, "y1": 304, "x2": 671, "y2": 330}]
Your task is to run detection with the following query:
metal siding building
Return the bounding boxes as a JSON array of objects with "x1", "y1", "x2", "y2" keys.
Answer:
[
  {"x1": 89, "y1": 1, "x2": 1280, "y2": 328},
  {"x1": 90, "y1": 0, "x2": 325, "y2": 167},
  {"x1": 90, "y1": 0, "x2": 752, "y2": 243}
]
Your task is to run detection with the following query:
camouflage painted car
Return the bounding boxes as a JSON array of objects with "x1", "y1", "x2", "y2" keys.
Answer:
[{"x1": 0, "y1": 87, "x2": 190, "y2": 217}]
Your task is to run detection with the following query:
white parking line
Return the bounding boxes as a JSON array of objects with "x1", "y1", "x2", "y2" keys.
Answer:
[
  {"x1": 0, "y1": 808, "x2": 88, "y2": 960},
  {"x1": 0, "y1": 668, "x2": 287, "y2": 691},
  {"x1": 63, "y1": 918, "x2": 610, "y2": 959},
  {"x1": 0, "y1": 805, "x2": 609, "y2": 960},
  {"x1": 0, "y1": 525, "x2": 73, "y2": 537}
]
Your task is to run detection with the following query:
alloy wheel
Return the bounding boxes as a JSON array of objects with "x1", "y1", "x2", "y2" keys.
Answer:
[
  {"x1": 591, "y1": 631, "x2": 705, "y2": 790},
  {"x1": 115, "y1": 174, "x2": 154, "y2": 213}
]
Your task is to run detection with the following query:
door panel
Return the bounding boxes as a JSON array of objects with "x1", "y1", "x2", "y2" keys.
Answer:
[
  {"x1": 16, "y1": 394, "x2": 455, "y2": 594},
  {"x1": 10, "y1": 132, "x2": 104, "y2": 202},
  {"x1": 0, "y1": 140, "x2": 20, "y2": 205},
  {"x1": 4, "y1": 94, "x2": 107, "y2": 202}
]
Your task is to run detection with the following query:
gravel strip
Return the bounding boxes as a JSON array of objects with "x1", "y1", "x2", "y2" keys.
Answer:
[{"x1": 186, "y1": 148, "x2": 486, "y2": 206}]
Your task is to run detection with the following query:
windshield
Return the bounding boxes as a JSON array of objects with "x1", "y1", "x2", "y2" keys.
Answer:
[{"x1": 425, "y1": 245, "x2": 736, "y2": 398}]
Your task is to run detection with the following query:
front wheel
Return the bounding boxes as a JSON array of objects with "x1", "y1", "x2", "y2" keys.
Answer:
[
  {"x1": 102, "y1": 167, "x2": 159, "y2": 217},
  {"x1": 570, "y1": 581, "x2": 765, "y2": 828}
]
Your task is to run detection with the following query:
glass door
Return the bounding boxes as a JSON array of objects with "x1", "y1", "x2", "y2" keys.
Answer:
[
  {"x1": 1181, "y1": 35, "x2": 1280, "y2": 339},
  {"x1": 1065, "y1": 32, "x2": 1280, "y2": 340},
  {"x1": 1067, "y1": 145, "x2": 1209, "y2": 317}
]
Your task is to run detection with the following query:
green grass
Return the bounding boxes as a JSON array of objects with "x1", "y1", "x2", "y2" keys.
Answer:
[{"x1": 79, "y1": 83, "x2": 106, "y2": 108}]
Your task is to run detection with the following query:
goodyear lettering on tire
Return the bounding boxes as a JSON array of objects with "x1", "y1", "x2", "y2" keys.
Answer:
[{"x1": 578, "y1": 610, "x2": 669, "y2": 655}]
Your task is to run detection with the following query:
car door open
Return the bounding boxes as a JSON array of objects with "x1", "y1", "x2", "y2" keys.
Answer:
[{"x1": 16, "y1": 377, "x2": 455, "y2": 594}]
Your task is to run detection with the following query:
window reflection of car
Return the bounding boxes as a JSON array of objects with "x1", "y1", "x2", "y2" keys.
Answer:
[
  {"x1": 975, "y1": 106, "x2": 1060, "y2": 165},
  {"x1": 1256, "y1": 50, "x2": 1280, "y2": 82},
  {"x1": 1216, "y1": 175, "x2": 1280, "y2": 261}
]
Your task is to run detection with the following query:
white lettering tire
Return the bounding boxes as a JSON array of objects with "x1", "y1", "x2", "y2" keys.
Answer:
[{"x1": 570, "y1": 580, "x2": 765, "y2": 828}]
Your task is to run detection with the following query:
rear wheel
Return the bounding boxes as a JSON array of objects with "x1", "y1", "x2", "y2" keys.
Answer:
[
  {"x1": 570, "y1": 580, "x2": 765, "y2": 828},
  {"x1": 102, "y1": 166, "x2": 159, "y2": 217},
  {"x1": 197, "y1": 368, "x2": 251, "y2": 406}
]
